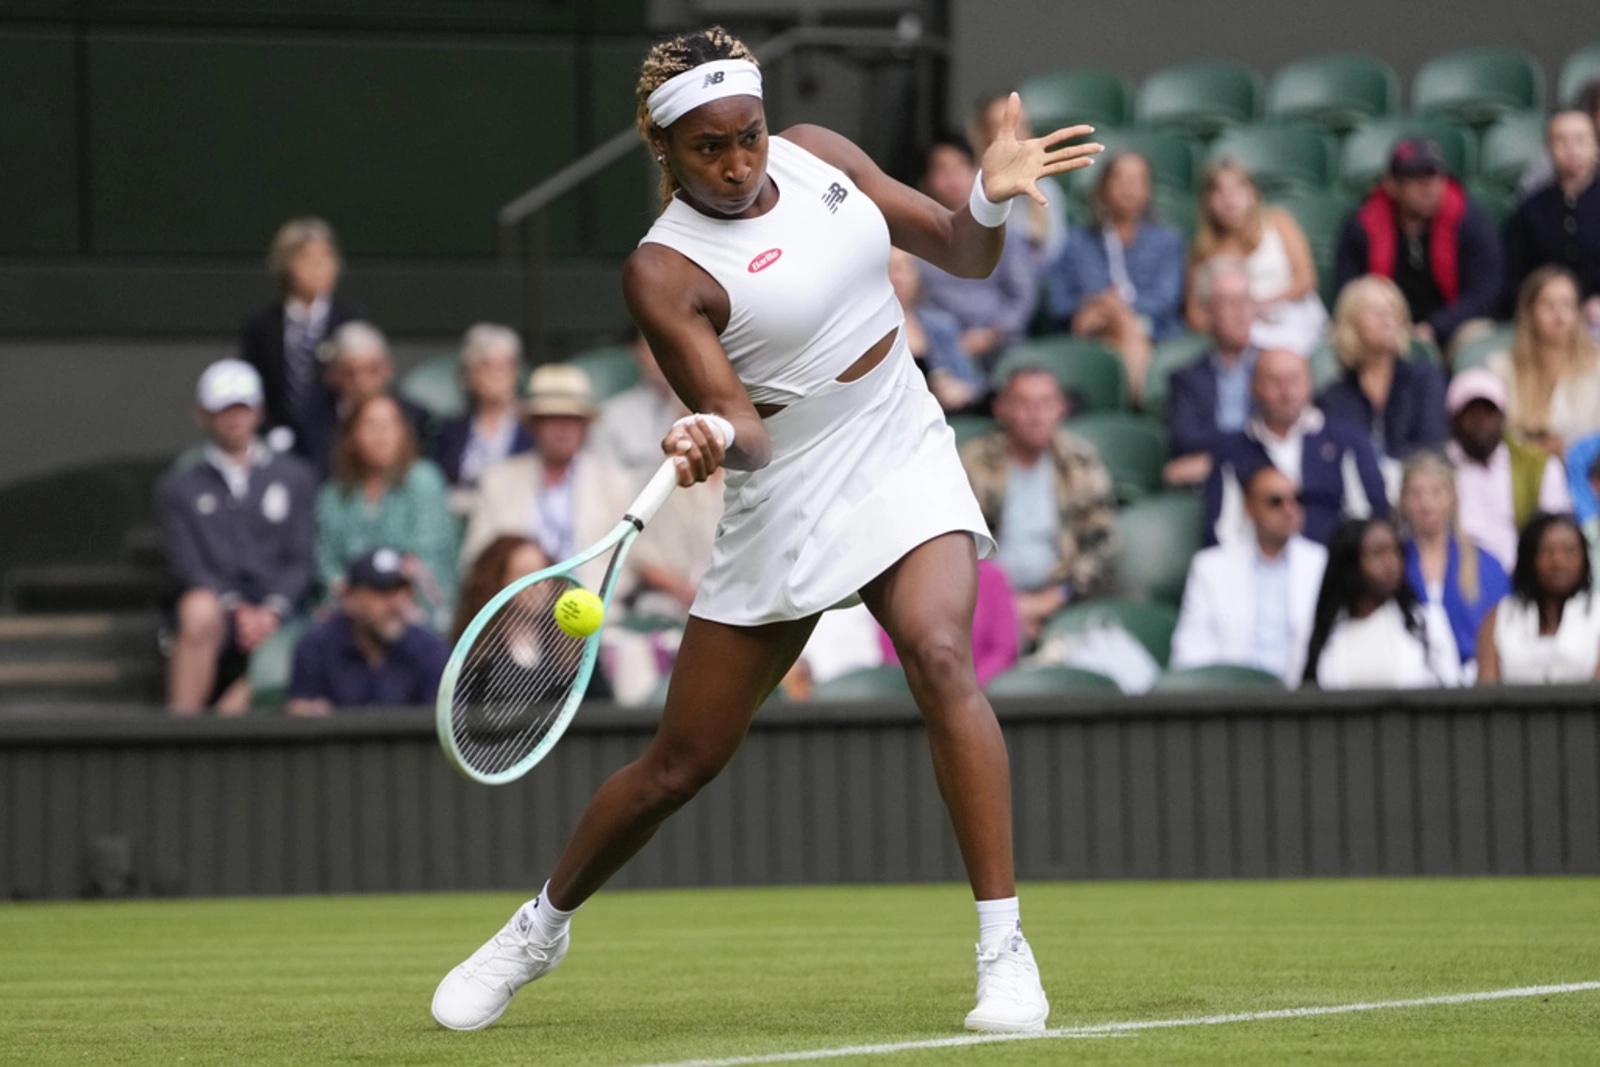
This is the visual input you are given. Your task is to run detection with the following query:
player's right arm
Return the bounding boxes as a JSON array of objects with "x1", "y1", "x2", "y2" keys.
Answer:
[{"x1": 623, "y1": 244, "x2": 771, "y2": 480}]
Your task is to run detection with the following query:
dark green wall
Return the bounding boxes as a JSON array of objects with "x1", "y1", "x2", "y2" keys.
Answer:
[{"x1": 0, "y1": 4, "x2": 651, "y2": 262}]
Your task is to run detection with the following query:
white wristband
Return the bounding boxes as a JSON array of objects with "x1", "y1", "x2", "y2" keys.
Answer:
[
  {"x1": 674, "y1": 412, "x2": 735, "y2": 449},
  {"x1": 967, "y1": 171, "x2": 1012, "y2": 228}
]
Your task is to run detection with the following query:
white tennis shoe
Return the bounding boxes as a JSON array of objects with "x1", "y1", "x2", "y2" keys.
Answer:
[
  {"x1": 963, "y1": 926, "x2": 1050, "y2": 1033},
  {"x1": 431, "y1": 904, "x2": 569, "y2": 1031}
]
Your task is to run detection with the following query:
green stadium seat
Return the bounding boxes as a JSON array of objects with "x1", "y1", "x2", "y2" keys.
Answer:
[
  {"x1": 1142, "y1": 332, "x2": 1214, "y2": 419},
  {"x1": 1412, "y1": 48, "x2": 1545, "y2": 127},
  {"x1": 1478, "y1": 111, "x2": 1546, "y2": 190},
  {"x1": 990, "y1": 336, "x2": 1129, "y2": 413},
  {"x1": 569, "y1": 345, "x2": 640, "y2": 401},
  {"x1": 398, "y1": 356, "x2": 465, "y2": 420},
  {"x1": 811, "y1": 664, "x2": 912, "y2": 702},
  {"x1": 1465, "y1": 180, "x2": 1515, "y2": 227},
  {"x1": 1041, "y1": 597, "x2": 1180, "y2": 667},
  {"x1": 1269, "y1": 188, "x2": 1351, "y2": 308},
  {"x1": 1152, "y1": 664, "x2": 1284, "y2": 690},
  {"x1": 985, "y1": 664, "x2": 1122, "y2": 697},
  {"x1": 1135, "y1": 62, "x2": 1262, "y2": 138},
  {"x1": 249, "y1": 618, "x2": 309, "y2": 711},
  {"x1": 1112, "y1": 491, "x2": 1204, "y2": 605},
  {"x1": 1064, "y1": 127, "x2": 1199, "y2": 202},
  {"x1": 1265, "y1": 54, "x2": 1401, "y2": 133},
  {"x1": 1149, "y1": 184, "x2": 1197, "y2": 240},
  {"x1": 1067, "y1": 413, "x2": 1167, "y2": 504},
  {"x1": 1452, "y1": 324, "x2": 1514, "y2": 372},
  {"x1": 1018, "y1": 67, "x2": 1133, "y2": 132},
  {"x1": 1558, "y1": 43, "x2": 1600, "y2": 106},
  {"x1": 0, "y1": 456, "x2": 173, "y2": 572},
  {"x1": 1339, "y1": 116, "x2": 1477, "y2": 194},
  {"x1": 947, "y1": 414, "x2": 997, "y2": 447},
  {"x1": 1205, "y1": 124, "x2": 1338, "y2": 193}
]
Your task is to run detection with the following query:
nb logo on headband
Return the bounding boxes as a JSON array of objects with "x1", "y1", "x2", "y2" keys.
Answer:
[
  {"x1": 821, "y1": 183, "x2": 848, "y2": 213},
  {"x1": 703, "y1": 71, "x2": 725, "y2": 87}
]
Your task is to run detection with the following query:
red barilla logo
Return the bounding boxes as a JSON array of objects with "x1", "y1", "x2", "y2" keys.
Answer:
[{"x1": 747, "y1": 248, "x2": 782, "y2": 273}]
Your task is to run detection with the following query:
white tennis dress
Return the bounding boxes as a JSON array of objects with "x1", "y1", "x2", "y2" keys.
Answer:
[{"x1": 640, "y1": 135, "x2": 994, "y2": 625}]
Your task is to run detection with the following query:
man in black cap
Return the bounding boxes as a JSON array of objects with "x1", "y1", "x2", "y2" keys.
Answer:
[
  {"x1": 286, "y1": 547, "x2": 449, "y2": 716},
  {"x1": 1334, "y1": 136, "x2": 1502, "y2": 352}
]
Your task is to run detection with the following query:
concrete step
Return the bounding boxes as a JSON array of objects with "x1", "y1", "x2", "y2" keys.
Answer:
[
  {"x1": 0, "y1": 656, "x2": 163, "y2": 704},
  {"x1": 0, "y1": 611, "x2": 161, "y2": 664},
  {"x1": 4, "y1": 564, "x2": 166, "y2": 614}
]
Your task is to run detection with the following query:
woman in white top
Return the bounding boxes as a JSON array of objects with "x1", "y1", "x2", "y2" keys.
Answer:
[
  {"x1": 1477, "y1": 512, "x2": 1600, "y2": 684},
  {"x1": 1302, "y1": 517, "x2": 1461, "y2": 689},
  {"x1": 431, "y1": 26, "x2": 1101, "y2": 1036},
  {"x1": 1187, "y1": 160, "x2": 1328, "y2": 355},
  {"x1": 1488, "y1": 266, "x2": 1600, "y2": 457}
]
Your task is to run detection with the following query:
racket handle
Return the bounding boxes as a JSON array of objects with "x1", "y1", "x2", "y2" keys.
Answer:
[{"x1": 624, "y1": 458, "x2": 681, "y2": 529}]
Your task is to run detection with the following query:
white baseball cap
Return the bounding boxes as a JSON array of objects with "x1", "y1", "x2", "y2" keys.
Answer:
[{"x1": 196, "y1": 359, "x2": 264, "y2": 413}]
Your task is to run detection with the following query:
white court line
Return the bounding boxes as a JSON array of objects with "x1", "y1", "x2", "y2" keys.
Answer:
[{"x1": 635, "y1": 981, "x2": 1600, "y2": 1067}]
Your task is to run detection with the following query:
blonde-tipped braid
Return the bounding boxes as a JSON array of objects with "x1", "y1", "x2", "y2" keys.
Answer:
[{"x1": 635, "y1": 26, "x2": 758, "y2": 208}]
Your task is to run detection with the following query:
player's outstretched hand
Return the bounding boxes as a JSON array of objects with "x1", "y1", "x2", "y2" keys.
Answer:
[
  {"x1": 662, "y1": 415, "x2": 726, "y2": 487},
  {"x1": 979, "y1": 92, "x2": 1102, "y2": 207}
]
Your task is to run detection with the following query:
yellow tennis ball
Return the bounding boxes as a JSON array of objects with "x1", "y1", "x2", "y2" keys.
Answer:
[{"x1": 553, "y1": 588, "x2": 605, "y2": 638}]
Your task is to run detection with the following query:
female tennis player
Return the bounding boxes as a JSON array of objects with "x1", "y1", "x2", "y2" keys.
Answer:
[{"x1": 432, "y1": 26, "x2": 1100, "y2": 1034}]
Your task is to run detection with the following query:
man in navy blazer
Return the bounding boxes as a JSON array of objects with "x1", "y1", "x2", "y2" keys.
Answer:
[
  {"x1": 1165, "y1": 258, "x2": 1260, "y2": 487},
  {"x1": 238, "y1": 218, "x2": 361, "y2": 461},
  {"x1": 1203, "y1": 348, "x2": 1389, "y2": 547}
]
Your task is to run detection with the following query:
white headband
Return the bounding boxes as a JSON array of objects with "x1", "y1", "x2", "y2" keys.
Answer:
[{"x1": 646, "y1": 59, "x2": 763, "y2": 128}]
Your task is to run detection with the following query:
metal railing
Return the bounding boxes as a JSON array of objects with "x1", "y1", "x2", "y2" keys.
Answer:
[{"x1": 496, "y1": 22, "x2": 947, "y2": 359}]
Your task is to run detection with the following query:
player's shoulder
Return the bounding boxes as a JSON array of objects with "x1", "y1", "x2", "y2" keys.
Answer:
[{"x1": 778, "y1": 124, "x2": 873, "y2": 178}]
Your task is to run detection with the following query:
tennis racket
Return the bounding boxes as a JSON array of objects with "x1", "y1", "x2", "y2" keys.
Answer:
[{"x1": 436, "y1": 458, "x2": 680, "y2": 784}]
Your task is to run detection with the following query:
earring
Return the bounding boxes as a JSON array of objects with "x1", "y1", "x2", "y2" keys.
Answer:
[{"x1": 656, "y1": 154, "x2": 666, "y2": 164}]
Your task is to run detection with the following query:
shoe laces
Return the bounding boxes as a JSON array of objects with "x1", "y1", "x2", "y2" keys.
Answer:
[
  {"x1": 466, "y1": 926, "x2": 559, "y2": 987},
  {"x1": 975, "y1": 938, "x2": 1038, "y2": 1002}
]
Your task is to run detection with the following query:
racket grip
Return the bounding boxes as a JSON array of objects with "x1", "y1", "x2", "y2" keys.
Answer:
[{"x1": 624, "y1": 458, "x2": 681, "y2": 529}]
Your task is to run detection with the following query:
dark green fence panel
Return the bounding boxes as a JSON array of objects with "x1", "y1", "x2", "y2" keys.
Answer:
[
  {"x1": 0, "y1": 29, "x2": 79, "y2": 252},
  {"x1": 85, "y1": 30, "x2": 579, "y2": 256},
  {"x1": 3, "y1": 688, "x2": 1598, "y2": 901}
]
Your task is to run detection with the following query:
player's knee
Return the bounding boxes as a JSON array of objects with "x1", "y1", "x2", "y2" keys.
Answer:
[
  {"x1": 900, "y1": 627, "x2": 973, "y2": 693},
  {"x1": 644, "y1": 747, "x2": 725, "y2": 811},
  {"x1": 176, "y1": 589, "x2": 224, "y2": 644}
]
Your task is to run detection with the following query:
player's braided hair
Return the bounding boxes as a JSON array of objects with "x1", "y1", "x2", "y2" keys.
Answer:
[{"x1": 636, "y1": 26, "x2": 758, "y2": 207}]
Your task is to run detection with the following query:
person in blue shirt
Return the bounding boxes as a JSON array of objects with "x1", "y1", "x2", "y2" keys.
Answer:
[
  {"x1": 1166, "y1": 257, "x2": 1261, "y2": 486},
  {"x1": 287, "y1": 548, "x2": 449, "y2": 715},
  {"x1": 1397, "y1": 451, "x2": 1509, "y2": 667},
  {"x1": 1047, "y1": 150, "x2": 1186, "y2": 405}
]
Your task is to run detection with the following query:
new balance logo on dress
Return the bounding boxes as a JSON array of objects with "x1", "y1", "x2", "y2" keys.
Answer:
[{"x1": 821, "y1": 182, "x2": 849, "y2": 213}]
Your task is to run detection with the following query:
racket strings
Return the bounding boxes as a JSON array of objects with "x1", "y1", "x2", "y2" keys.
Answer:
[{"x1": 450, "y1": 575, "x2": 592, "y2": 776}]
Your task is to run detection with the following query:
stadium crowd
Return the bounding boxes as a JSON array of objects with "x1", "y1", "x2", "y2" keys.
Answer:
[{"x1": 159, "y1": 77, "x2": 1600, "y2": 713}]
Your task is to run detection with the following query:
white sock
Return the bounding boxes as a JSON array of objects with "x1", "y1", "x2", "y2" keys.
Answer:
[
  {"x1": 521, "y1": 881, "x2": 577, "y2": 942},
  {"x1": 976, "y1": 896, "x2": 1021, "y2": 944}
]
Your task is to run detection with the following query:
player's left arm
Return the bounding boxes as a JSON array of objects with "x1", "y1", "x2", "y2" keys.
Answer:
[{"x1": 783, "y1": 98, "x2": 1099, "y2": 279}]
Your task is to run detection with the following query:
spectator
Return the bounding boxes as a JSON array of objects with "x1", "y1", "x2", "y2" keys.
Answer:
[
  {"x1": 1187, "y1": 160, "x2": 1328, "y2": 354},
  {"x1": 1165, "y1": 257, "x2": 1260, "y2": 486},
  {"x1": 590, "y1": 333, "x2": 686, "y2": 483},
  {"x1": 1477, "y1": 513, "x2": 1600, "y2": 684},
  {"x1": 1517, "y1": 81, "x2": 1600, "y2": 201},
  {"x1": 1566, "y1": 432, "x2": 1600, "y2": 523},
  {"x1": 1048, "y1": 151, "x2": 1185, "y2": 404},
  {"x1": 1397, "y1": 451, "x2": 1510, "y2": 669},
  {"x1": 1171, "y1": 466, "x2": 1328, "y2": 685},
  {"x1": 451, "y1": 534, "x2": 613, "y2": 702},
  {"x1": 887, "y1": 247, "x2": 987, "y2": 412},
  {"x1": 1488, "y1": 266, "x2": 1600, "y2": 455},
  {"x1": 1504, "y1": 108, "x2": 1600, "y2": 321},
  {"x1": 1301, "y1": 517, "x2": 1460, "y2": 689},
  {"x1": 159, "y1": 359, "x2": 316, "y2": 715},
  {"x1": 287, "y1": 548, "x2": 449, "y2": 715},
  {"x1": 1205, "y1": 348, "x2": 1388, "y2": 547},
  {"x1": 432, "y1": 324, "x2": 533, "y2": 510},
  {"x1": 967, "y1": 91, "x2": 1069, "y2": 265},
  {"x1": 1334, "y1": 137, "x2": 1502, "y2": 353},
  {"x1": 880, "y1": 559, "x2": 1021, "y2": 687},
  {"x1": 460, "y1": 364, "x2": 634, "y2": 592},
  {"x1": 315, "y1": 394, "x2": 459, "y2": 632},
  {"x1": 320, "y1": 322, "x2": 434, "y2": 471},
  {"x1": 959, "y1": 366, "x2": 1119, "y2": 641},
  {"x1": 1442, "y1": 368, "x2": 1571, "y2": 572},
  {"x1": 1316, "y1": 275, "x2": 1448, "y2": 471},
  {"x1": 913, "y1": 133, "x2": 1039, "y2": 370},
  {"x1": 239, "y1": 218, "x2": 360, "y2": 463},
  {"x1": 1585, "y1": 454, "x2": 1600, "y2": 567}
]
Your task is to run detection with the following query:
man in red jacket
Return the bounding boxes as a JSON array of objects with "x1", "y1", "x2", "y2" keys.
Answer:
[{"x1": 1334, "y1": 138, "x2": 1502, "y2": 355}]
